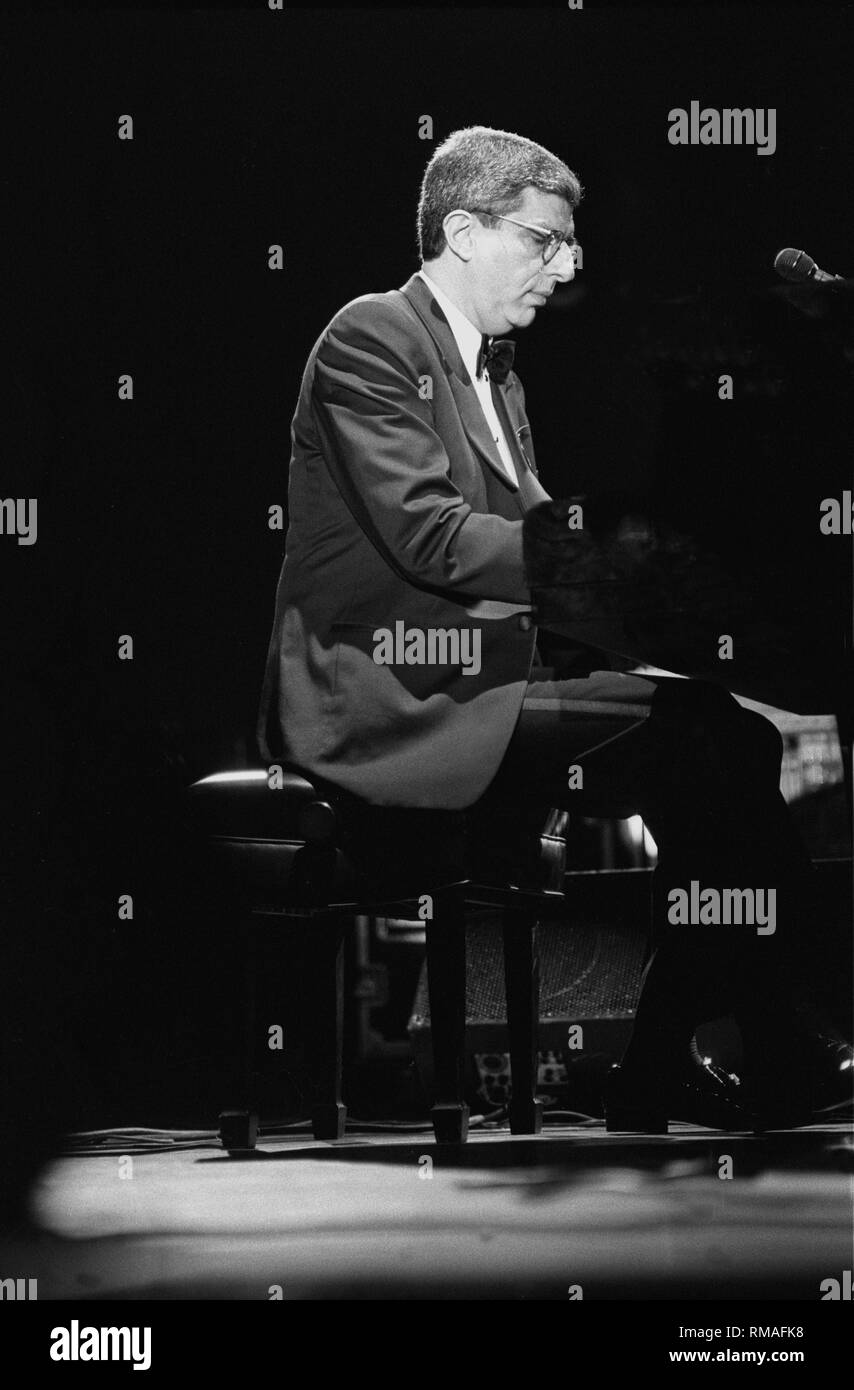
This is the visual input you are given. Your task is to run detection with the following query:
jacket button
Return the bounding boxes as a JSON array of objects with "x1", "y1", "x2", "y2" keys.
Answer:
[{"x1": 519, "y1": 614, "x2": 533, "y2": 632}]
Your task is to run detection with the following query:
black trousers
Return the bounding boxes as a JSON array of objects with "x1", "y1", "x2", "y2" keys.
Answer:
[{"x1": 472, "y1": 667, "x2": 816, "y2": 1065}]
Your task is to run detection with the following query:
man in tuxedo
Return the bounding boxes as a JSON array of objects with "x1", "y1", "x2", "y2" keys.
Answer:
[{"x1": 258, "y1": 126, "x2": 847, "y2": 1128}]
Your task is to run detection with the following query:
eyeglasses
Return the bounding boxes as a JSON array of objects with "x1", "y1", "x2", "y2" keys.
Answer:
[{"x1": 469, "y1": 208, "x2": 578, "y2": 265}]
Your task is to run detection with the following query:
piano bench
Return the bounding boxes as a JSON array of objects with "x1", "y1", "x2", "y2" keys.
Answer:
[{"x1": 188, "y1": 767, "x2": 568, "y2": 1149}]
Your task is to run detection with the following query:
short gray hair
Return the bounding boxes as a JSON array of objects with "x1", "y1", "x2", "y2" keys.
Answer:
[{"x1": 417, "y1": 125, "x2": 583, "y2": 261}]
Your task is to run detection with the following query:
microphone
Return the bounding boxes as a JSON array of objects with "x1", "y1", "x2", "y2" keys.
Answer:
[{"x1": 773, "y1": 247, "x2": 844, "y2": 284}]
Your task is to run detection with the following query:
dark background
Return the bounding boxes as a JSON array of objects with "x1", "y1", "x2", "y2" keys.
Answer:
[{"x1": 3, "y1": 4, "x2": 852, "y2": 1140}]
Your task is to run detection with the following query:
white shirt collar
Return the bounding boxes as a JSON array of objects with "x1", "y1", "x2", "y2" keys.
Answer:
[{"x1": 417, "y1": 268, "x2": 484, "y2": 380}]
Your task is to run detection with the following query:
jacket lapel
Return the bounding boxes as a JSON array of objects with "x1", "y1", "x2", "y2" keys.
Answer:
[
  {"x1": 490, "y1": 377, "x2": 552, "y2": 512},
  {"x1": 396, "y1": 274, "x2": 520, "y2": 494}
]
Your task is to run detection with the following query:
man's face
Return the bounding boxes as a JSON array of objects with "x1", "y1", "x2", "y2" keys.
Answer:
[{"x1": 469, "y1": 187, "x2": 577, "y2": 335}]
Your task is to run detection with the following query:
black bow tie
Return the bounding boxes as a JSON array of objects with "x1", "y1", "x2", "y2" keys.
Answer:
[{"x1": 475, "y1": 335, "x2": 515, "y2": 385}]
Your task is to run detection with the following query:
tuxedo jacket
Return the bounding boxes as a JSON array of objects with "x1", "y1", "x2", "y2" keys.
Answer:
[{"x1": 256, "y1": 271, "x2": 553, "y2": 808}]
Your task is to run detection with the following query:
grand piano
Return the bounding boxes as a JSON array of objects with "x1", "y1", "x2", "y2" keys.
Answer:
[
  {"x1": 522, "y1": 274, "x2": 852, "y2": 797},
  {"x1": 523, "y1": 493, "x2": 850, "y2": 719}
]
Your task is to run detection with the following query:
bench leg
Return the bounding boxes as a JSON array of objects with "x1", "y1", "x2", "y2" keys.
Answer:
[
  {"x1": 426, "y1": 887, "x2": 469, "y2": 1144},
  {"x1": 220, "y1": 912, "x2": 260, "y2": 1152},
  {"x1": 503, "y1": 907, "x2": 543, "y2": 1135},
  {"x1": 219, "y1": 1109, "x2": 259, "y2": 1152},
  {"x1": 305, "y1": 915, "x2": 348, "y2": 1140}
]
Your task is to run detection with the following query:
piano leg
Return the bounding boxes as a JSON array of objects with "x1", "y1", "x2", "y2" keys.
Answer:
[{"x1": 837, "y1": 709, "x2": 853, "y2": 833}]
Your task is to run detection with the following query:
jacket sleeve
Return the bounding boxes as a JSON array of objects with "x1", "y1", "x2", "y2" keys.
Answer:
[{"x1": 309, "y1": 297, "x2": 532, "y2": 605}]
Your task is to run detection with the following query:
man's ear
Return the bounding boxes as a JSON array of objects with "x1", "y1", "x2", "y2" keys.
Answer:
[{"x1": 442, "y1": 208, "x2": 476, "y2": 262}]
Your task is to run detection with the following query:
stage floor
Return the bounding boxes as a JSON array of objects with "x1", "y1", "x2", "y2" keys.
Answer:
[{"x1": 6, "y1": 1120, "x2": 852, "y2": 1300}]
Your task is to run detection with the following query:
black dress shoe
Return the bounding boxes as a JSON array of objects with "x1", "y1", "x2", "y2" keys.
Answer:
[
  {"x1": 810, "y1": 1036, "x2": 854, "y2": 1112},
  {"x1": 604, "y1": 1055, "x2": 749, "y2": 1134},
  {"x1": 746, "y1": 1034, "x2": 854, "y2": 1132}
]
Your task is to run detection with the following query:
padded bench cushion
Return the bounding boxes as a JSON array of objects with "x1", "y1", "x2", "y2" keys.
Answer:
[
  {"x1": 188, "y1": 769, "x2": 319, "y2": 839},
  {"x1": 188, "y1": 769, "x2": 568, "y2": 905}
]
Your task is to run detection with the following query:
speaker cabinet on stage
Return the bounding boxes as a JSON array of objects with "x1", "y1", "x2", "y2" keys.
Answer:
[{"x1": 408, "y1": 869, "x2": 651, "y2": 1114}]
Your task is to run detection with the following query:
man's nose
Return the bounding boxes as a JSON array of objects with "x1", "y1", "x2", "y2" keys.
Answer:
[{"x1": 548, "y1": 242, "x2": 577, "y2": 283}]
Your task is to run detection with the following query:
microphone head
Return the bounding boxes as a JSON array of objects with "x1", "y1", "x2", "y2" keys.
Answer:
[{"x1": 774, "y1": 247, "x2": 818, "y2": 282}]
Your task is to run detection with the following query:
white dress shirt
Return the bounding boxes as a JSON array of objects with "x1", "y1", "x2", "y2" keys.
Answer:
[{"x1": 417, "y1": 268, "x2": 517, "y2": 486}]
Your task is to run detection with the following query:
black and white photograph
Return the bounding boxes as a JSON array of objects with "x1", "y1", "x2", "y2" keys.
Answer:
[{"x1": 3, "y1": 0, "x2": 853, "y2": 1357}]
